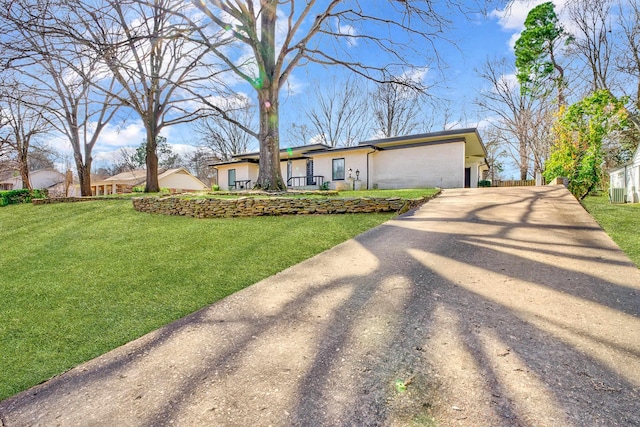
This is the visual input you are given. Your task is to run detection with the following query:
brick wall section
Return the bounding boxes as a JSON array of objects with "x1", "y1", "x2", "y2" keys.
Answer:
[{"x1": 131, "y1": 195, "x2": 435, "y2": 218}]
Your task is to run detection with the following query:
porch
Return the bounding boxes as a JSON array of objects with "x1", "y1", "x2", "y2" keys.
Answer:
[{"x1": 287, "y1": 175, "x2": 325, "y2": 190}]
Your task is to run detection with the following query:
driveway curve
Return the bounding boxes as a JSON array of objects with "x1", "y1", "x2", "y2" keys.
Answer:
[{"x1": 1, "y1": 186, "x2": 639, "y2": 426}]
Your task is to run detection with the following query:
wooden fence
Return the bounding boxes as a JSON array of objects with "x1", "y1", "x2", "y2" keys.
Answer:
[{"x1": 492, "y1": 179, "x2": 537, "y2": 187}]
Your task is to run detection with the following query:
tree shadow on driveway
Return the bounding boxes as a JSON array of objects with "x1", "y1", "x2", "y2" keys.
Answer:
[{"x1": 1, "y1": 186, "x2": 638, "y2": 427}]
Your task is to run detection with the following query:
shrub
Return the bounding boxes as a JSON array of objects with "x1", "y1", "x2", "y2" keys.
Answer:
[
  {"x1": 478, "y1": 180, "x2": 492, "y2": 187},
  {"x1": 211, "y1": 184, "x2": 220, "y2": 191},
  {"x1": 0, "y1": 189, "x2": 48, "y2": 206},
  {"x1": 319, "y1": 182, "x2": 330, "y2": 191},
  {"x1": 132, "y1": 186, "x2": 145, "y2": 193}
]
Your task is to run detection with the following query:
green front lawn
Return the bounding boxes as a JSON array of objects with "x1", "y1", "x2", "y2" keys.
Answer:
[
  {"x1": 0, "y1": 199, "x2": 402, "y2": 400},
  {"x1": 581, "y1": 194, "x2": 640, "y2": 267}
]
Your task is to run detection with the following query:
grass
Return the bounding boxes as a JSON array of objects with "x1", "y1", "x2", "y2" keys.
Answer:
[
  {"x1": 0, "y1": 199, "x2": 405, "y2": 401},
  {"x1": 581, "y1": 194, "x2": 640, "y2": 267}
]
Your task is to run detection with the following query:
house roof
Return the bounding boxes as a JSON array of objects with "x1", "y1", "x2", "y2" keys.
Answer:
[
  {"x1": 209, "y1": 158, "x2": 259, "y2": 167},
  {"x1": 227, "y1": 143, "x2": 332, "y2": 162},
  {"x1": 211, "y1": 129, "x2": 487, "y2": 164},
  {"x1": 0, "y1": 168, "x2": 65, "y2": 186},
  {"x1": 103, "y1": 169, "x2": 148, "y2": 184},
  {"x1": 359, "y1": 128, "x2": 487, "y2": 158},
  {"x1": 298, "y1": 128, "x2": 488, "y2": 159},
  {"x1": 95, "y1": 168, "x2": 208, "y2": 190}
]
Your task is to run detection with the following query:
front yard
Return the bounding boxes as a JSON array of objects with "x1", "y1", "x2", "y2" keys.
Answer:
[
  {"x1": 2, "y1": 189, "x2": 635, "y2": 402},
  {"x1": 581, "y1": 194, "x2": 640, "y2": 267},
  {"x1": 0, "y1": 190, "x2": 434, "y2": 401}
]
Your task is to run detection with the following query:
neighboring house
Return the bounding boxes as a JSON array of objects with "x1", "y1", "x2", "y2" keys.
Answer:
[
  {"x1": 211, "y1": 128, "x2": 488, "y2": 191},
  {"x1": 0, "y1": 169, "x2": 65, "y2": 191},
  {"x1": 609, "y1": 143, "x2": 640, "y2": 203},
  {"x1": 89, "y1": 168, "x2": 209, "y2": 195}
]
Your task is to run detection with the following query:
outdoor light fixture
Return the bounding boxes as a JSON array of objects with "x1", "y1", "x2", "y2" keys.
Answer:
[
  {"x1": 355, "y1": 169, "x2": 360, "y2": 180},
  {"x1": 348, "y1": 168, "x2": 352, "y2": 178}
]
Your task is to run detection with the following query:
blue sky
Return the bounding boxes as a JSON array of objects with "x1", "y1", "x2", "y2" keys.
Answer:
[{"x1": 84, "y1": 0, "x2": 553, "y2": 176}]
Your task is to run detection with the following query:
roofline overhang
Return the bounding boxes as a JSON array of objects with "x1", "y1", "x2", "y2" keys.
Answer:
[{"x1": 209, "y1": 158, "x2": 259, "y2": 167}]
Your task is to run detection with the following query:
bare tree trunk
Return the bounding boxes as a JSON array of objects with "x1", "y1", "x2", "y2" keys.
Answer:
[
  {"x1": 72, "y1": 136, "x2": 94, "y2": 196},
  {"x1": 254, "y1": 2, "x2": 285, "y2": 191},
  {"x1": 256, "y1": 87, "x2": 284, "y2": 190},
  {"x1": 18, "y1": 148, "x2": 31, "y2": 190},
  {"x1": 145, "y1": 130, "x2": 160, "y2": 192},
  {"x1": 73, "y1": 149, "x2": 92, "y2": 196},
  {"x1": 519, "y1": 138, "x2": 529, "y2": 180}
]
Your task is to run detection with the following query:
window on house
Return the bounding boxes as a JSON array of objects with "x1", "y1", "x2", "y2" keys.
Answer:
[
  {"x1": 228, "y1": 169, "x2": 236, "y2": 188},
  {"x1": 332, "y1": 158, "x2": 345, "y2": 180}
]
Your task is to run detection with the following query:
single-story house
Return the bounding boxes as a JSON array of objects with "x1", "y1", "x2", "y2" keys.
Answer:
[
  {"x1": 0, "y1": 168, "x2": 66, "y2": 191},
  {"x1": 609, "y1": 143, "x2": 640, "y2": 203},
  {"x1": 88, "y1": 168, "x2": 209, "y2": 195},
  {"x1": 211, "y1": 128, "x2": 488, "y2": 191}
]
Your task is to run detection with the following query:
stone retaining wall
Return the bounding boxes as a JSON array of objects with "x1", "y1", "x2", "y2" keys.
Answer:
[
  {"x1": 132, "y1": 195, "x2": 435, "y2": 218},
  {"x1": 32, "y1": 197, "x2": 126, "y2": 205}
]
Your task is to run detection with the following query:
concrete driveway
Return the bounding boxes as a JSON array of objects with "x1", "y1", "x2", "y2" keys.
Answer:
[{"x1": 1, "y1": 186, "x2": 639, "y2": 426}]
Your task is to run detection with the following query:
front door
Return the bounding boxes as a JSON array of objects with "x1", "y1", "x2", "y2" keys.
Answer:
[
  {"x1": 464, "y1": 167, "x2": 471, "y2": 188},
  {"x1": 306, "y1": 159, "x2": 314, "y2": 185},
  {"x1": 287, "y1": 160, "x2": 292, "y2": 187}
]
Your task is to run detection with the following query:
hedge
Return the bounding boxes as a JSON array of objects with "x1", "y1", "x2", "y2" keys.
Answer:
[{"x1": 0, "y1": 189, "x2": 48, "y2": 207}]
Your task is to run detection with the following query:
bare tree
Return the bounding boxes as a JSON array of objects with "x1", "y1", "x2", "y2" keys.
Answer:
[
  {"x1": 185, "y1": 148, "x2": 217, "y2": 185},
  {"x1": 481, "y1": 127, "x2": 507, "y2": 182},
  {"x1": 476, "y1": 58, "x2": 554, "y2": 180},
  {"x1": 303, "y1": 75, "x2": 370, "y2": 147},
  {"x1": 372, "y1": 75, "x2": 429, "y2": 138},
  {"x1": 51, "y1": 0, "x2": 220, "y2": 192},
  {"x1": 193, "y1": 94, "x2": 257, "y2": 160},
  {"x1": 286, "y1": 123, "x2": 316, "y2": 146},
  {"x1": 565, "y1": 0, "x2": 615, "y2": 93},
  {"x1": 0, "y1": 81, "x2": 51, "y2": 190},
  {"x1": 185, "y1": 1, "x2": 486, "y2": 190},
  {"x1": 615, "y1": 0, "x2": 640, "y2": 115},
  {"x1": 0, "y1": 0, "x2": 125, "y2": 196}
]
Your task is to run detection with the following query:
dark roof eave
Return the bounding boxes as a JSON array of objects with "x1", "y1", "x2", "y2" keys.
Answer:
[
  {"x1": 310, "y1": 144, "x2": 380, "y2": 154},
  {"x1": 358, "y1": 128, "x2": 481, "y2": 146},
  {"x1": 209, "y1": 159, "x2": 259, "y2": 167}
]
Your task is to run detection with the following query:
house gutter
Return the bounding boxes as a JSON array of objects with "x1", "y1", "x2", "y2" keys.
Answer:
[{"x1": 366, "y1": 147, "x2": 379, "y2": 189}]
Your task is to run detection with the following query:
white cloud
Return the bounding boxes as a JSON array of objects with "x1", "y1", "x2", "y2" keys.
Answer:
[
  {"x1": 337, "y1": 21, "x2": 358, "y2": 47},
  {"x1": 491, "y1": 0, "x2": 571, "y2": 49},
  {"x1": 281, "y1": 74, "x2": 307, "y2": 97},
  {"x1": 499, "y1": 73, "x2": 520, "y2": 91},
  {"x1": 171, "y1": 143, "x2": 199, "y2": 157},
  {"x1": 308, "y1": 133, "x2": 327, "y2": 145},
  {"x1": 94, "y1": 121, "x2": 147, "y2": 151},
  {"x1": 400, "y1": 67, "x2": 430, "y2": 85}
]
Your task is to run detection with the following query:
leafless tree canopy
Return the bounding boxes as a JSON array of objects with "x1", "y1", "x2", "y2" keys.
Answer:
[
  {"x1": 194, "y1": 95, "x2": 257, "y2": 161},
  {"x1": 372, "y1": 77, "x2": 430, "y2": 138},
  {"x1": 476, "y1": 58, "x2": 555, "y2": 180},
  {"x1": 0, "y1": 82, "x2": 51, "y2": 190},
  {"x1": 186, "y1": 0, "x2": 499, "y2": 190},
  {"x1": 0, "y1": 0, "x2": 126, "y2": 195},
  {"x1": 302, "y1": 75, "x2": 370, "y2": 147}
]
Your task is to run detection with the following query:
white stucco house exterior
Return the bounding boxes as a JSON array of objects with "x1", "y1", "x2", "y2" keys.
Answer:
[
  {"x1": 211, "y1": 128, "x2": 488, "y2": 191},
  {"x1": 609, "y1": 143, "x2": 640, "y2": 203},
  {"x1": 0, "y1": 168, "x2": 66, "y2": 191}
]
